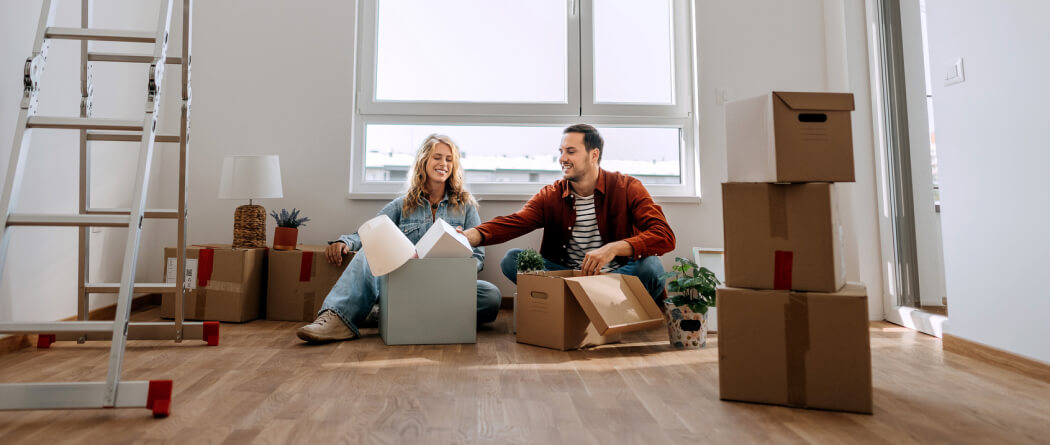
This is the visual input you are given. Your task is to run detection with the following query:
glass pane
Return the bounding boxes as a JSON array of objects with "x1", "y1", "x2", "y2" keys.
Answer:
[
  {"x1": 593, "y1": 0, "x2": 675, "y2": 104},
  {"x1": 375, "y1": 0, "x2": 567, "y2": 103},
  {"x1": 364, "y1": 124, "x2": 680, "y2": 184}
]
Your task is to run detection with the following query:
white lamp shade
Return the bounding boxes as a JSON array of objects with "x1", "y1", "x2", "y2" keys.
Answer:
[{"x1": 218, "y1": 155, "x2": 284, "y2": 199}]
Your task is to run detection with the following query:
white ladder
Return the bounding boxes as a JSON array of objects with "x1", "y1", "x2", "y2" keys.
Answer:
[{"x1": 0, "y1": 0, "x2": 186, "y2": 417}]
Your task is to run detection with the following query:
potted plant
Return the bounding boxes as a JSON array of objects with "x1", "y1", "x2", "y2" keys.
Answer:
[
  {"x1": 661, "y1": 257, "x2": 720, "y2": 348},
  {"x1": 512, "y1": 248, "x2": 545, "y2": 334},
  {"x1": 516, "y1": 248, "x2": 545, "y2": 275},
  {"x1": 270, "y1": 208, "x2": 309, "y2": 251}
]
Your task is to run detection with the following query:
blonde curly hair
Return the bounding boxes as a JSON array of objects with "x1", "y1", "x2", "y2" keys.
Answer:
[{"x1": 403, "y1": 134, "x2": 476, "y2": 214}]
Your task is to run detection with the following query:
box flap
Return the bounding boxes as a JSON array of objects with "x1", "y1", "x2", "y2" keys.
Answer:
[
  {"x1": 563, "y1": 274, "x2": 664, "y2": 335},
  {"x1": 416, "y1": 218, "x2": 473, "y2": 259},
  {"x1": 773, "y1": 91, "x2": 855, "y2": 111},
  {"x1": 358, "y1": 214, "x2": 416, "y2": 276}
]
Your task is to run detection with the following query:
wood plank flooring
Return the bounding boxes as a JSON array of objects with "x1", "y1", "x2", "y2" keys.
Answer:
[{"x1": 0, "y1": 307, "x2": 1048, "y2": 444}]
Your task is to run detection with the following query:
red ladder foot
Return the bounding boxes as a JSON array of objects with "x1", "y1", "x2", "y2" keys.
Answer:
[
  {"x1": 147, "y1": 379, "x2": 173, "y2": 417},
  {"x1": 203, "y1": 321, "x2": 220, "y2": 346},
  {"x1": 36, "y1": 334, "x2": 56, "y2": 348}
]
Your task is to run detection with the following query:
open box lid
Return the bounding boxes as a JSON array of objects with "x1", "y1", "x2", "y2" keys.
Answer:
[
  {"x1": 773, "y1": 91, "x2": 855, "y2": 111},
  {"x1": 563, "y1": 274, "x2": 665, "y2": 335}
]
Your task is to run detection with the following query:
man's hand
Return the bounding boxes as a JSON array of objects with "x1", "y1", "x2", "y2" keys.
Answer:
[
  {"x1": 458, "y1": 227, "x2": 482, "y2": 247},
  {"x1": 326, "y1": 241, "x2": 350, "y2": 266},
  {"x1": 580, "y1": 241, "x2": 633, "y2": 276}
]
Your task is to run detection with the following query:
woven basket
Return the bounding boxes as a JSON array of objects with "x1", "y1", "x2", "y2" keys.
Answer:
[{"x1": 233, "y1": 204, "x2": 267, "y2": 248}]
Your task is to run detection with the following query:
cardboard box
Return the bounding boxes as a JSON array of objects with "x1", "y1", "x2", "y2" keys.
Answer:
[
  {"x1": 515, "y1": 271, "x2": 664, "y2": 351},
  {"x1": 722, "y1": 182, "x2": 845, "y2": 292},
  {"x1": 726, "y1": 91, "x2": 856, "y2": 183},
  {"x1": 379, "y1": 258, "x2": 477, "y2": 345},
  {"x1": 266, "y1": 245, "x2": 353, "y2": 322},
  {"x1": 161, "y1": 245, "x2": 267, "y2": 322},
  {"x1": 716, "y1": 283, "x2": 872, "y2": 414}
]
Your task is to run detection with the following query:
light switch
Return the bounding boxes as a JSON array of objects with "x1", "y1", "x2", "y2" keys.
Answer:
[{"x1": 944, "y1": 58, "x2": 965, "y2": 86}]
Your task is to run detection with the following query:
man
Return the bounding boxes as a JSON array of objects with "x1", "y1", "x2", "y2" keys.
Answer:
[{"x1": 460, "y1": 124, "x2": 675, "y2": 303}]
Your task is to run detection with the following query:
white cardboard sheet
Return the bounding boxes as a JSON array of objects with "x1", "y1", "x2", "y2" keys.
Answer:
[
  {"x1": 416, "y1": 218, "x2": 473, "y2": 259},
  {"x1": 359, "y1": 216, "x2": 474, "y2": 276}
]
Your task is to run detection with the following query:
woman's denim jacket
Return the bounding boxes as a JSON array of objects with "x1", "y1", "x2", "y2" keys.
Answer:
[{"x1": 337, "y1": 195, "x2": 485, "y2": 271}]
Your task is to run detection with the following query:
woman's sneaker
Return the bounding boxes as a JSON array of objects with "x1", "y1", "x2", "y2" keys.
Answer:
[{"x1": 297, "y1": 310, "x2": 357, "y2": 343}]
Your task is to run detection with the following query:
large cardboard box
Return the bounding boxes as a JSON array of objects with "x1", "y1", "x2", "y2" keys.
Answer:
[
  {"x1": 267, "y1": 245, "x2": 353, "y2": 322},
  {"x1": 726, "y1": 91, "x2": 855, "y2": 183},
  {"x1": 722, "y1": 182, "x2": 845, "y2": 292},
  {"x1": 161, "y1": 245, "x2": 266, "y2": 322},
  {"x1": 515, "y1": 271, "x2": 664, "y2": 351},
  {"x1": 717, "y1": 283, "x2": 872, "y2": 414},
  {"x1": 379, "y1": 258, "x2": 477, "y2": 345}
]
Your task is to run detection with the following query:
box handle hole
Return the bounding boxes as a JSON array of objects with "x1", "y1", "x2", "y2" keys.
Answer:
[
  {"x1": 798, "y1": 113, "x2": 827, "y2": 123},
  {"x1": 530, "y1": 291, "x2": 548, "y2": 300}
]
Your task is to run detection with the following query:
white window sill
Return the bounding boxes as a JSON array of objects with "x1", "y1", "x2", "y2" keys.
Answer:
[{"x1": 348, "y1": 192, "x2": 700, "y2": 204}]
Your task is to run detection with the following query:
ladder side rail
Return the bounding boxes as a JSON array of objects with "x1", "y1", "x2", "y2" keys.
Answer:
[
  {"x1": 77, "y1": 0, "x2": 93, "y2": 325},
  {"x1": 102, "y1": 0, "x2": 175, "y2": 407},
  {"x1": 0, "y1": 1, "x2": 58, "y2": 280}
]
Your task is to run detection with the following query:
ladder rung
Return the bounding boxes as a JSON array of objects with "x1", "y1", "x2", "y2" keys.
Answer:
[
  {"x1": 0, "y1": 381, "x2": 152, "y2": 410},
  {"x1": 84, "y1": 283, "x2": 176, "y2": 293},
  {"x1": 0, "y1": 321, "x2": 114, "y2": 334},
  {"x1": 45, "y1": 27, "x2": 156, "y2": 43},
  {"x1": 86, "y1": 131, "x2": 180, "y2": 143},
  {"x1": 54, "y1": 322, "x2": 207, "y2": 342},
  {"x1": 85, "y1": 208, "x2": 179, "y2": 219},
  {"x1": 27, "y1": 117, "x2": 142, "y2": 132},
  {"x1": 7, "y1": 214, "x2": 130, "y2": 227},
  {"x1": 87, "y1": 52, "x2": 182, "y2": 65}
]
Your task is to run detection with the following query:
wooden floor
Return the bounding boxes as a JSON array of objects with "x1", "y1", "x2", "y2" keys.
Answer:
[{"x1": 1, "y1": 307, "x2": 1048, "y2": 444}]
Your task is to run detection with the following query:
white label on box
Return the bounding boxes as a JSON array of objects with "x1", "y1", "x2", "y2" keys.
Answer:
[
  {"x1": 165, "y1": 257, "x2": 177, "y2": 283},
  {"x1": 166, "y1": 257, "x2": 198, "y2": 289},
  {"x1": 184, "y1": 259, "x2": 197, "y2": 290}
]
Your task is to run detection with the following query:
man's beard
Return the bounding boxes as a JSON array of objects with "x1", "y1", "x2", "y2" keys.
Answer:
[{"x1": 563, "y1": 164, "x2": 587, "y2": 182}]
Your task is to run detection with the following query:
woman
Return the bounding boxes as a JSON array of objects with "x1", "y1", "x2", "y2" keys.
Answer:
[{"x1": 297, "y1": 134, "x2": 501, "y2": 342}]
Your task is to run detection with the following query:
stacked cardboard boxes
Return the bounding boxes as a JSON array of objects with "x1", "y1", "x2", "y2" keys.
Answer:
[{"x1": 718, "y1": 91, "x2": 873, "y2": 414}]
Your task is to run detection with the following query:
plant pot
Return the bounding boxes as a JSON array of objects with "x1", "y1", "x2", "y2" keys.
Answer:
[
  {"x1": 665, "y1": 300, "x2": 708, "y2": 348},
  {"x1": 273, "y1": 227, "x2": 298, "y2": 251}
]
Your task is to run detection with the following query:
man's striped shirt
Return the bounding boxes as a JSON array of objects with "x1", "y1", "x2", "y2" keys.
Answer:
[{"x1": 566, "y1": 193, "x2": 620, "y2": 272}]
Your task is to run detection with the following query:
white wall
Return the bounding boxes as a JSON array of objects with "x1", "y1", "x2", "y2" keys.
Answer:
[
  {"x1": 1, "y1": 0, "x2": 886, "y2": 322},
  {"x1": 927, "y1": 0, "x2": 1050, "y2": 363},
  {"x1": 0, "y1": 0, "x2": 181, "y2": 322}
]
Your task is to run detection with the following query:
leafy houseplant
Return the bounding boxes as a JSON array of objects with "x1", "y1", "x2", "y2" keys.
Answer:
[
  {"x1": 516, "y1": 248, "x2": 545, "y2": 275},
  {"x1": 661, "y1": 257, "x2": 721, "y2": 348},
  {"x1": 270, "y1": 208, "x2": 310, "y2": 251}
]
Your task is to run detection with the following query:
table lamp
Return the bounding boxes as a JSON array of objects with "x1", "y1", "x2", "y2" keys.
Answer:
[{"x1": 218, "y1": 155, "x2": 283, "y2": 248}]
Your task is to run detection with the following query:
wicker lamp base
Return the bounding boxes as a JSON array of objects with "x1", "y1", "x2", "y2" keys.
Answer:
[{"x1": 232, "y1": 204, "x2": 267, "y2": 248}]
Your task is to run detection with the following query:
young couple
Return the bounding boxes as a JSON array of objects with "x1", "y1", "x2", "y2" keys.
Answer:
[{"x1": 297, "y1": 124, "x2": 676, "y2": 343}]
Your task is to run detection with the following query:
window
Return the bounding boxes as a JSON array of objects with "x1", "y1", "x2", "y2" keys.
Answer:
[{"x1": 352, "y1": 0, "x2": 697, "y2": 198}]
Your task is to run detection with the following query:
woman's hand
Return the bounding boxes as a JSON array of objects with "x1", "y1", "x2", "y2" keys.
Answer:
[{"x1": 326, "y1": 242, "x2": 350, "y2": 266}]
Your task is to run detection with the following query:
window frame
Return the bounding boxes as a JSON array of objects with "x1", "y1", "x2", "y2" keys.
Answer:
[{"x1": 350, "y1": 0, "x2": 700, "y2": 199}]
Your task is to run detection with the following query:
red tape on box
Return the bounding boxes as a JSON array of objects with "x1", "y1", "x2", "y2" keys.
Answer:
[
  {"x1": 197, "y1": 248, "x2": 214, "y2": 287},
  {"x1": 774, "y1": 250, "x2": 793, "y2": 290},
  {"x1": 299, "y1": 251, "x2": 313, "y2": 282}
]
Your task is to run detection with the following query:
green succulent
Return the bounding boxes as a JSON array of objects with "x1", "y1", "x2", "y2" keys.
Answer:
[{"x1": 270, "y1": 208, "x2": 310, "y2": 228}]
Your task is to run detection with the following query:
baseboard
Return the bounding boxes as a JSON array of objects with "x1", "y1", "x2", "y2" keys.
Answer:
[
  {"x1": 943, "y1": 333, "x2": 1050, "y2": 384},
  {"x1": 0, "y1": 293, "x2": 162, "y2": 357}
]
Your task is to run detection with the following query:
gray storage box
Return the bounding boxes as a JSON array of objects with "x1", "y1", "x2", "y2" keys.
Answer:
[{"x1": 378, "y1": 258, "x2": 477, "y2": 345}]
